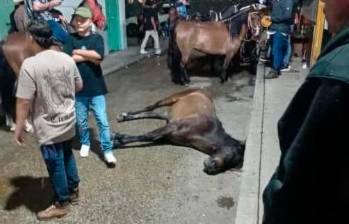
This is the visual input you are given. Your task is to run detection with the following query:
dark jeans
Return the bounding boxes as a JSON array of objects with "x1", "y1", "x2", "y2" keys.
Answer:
[
  {"x1": 47, "y1": 20, "x2": 69, "y2": 44},
  {"x1": 40, "y1": 139, "x2": 80, "y2": 203},
  {"x1": 271, "y1": 31, "x2": 289, "y2": 72}
]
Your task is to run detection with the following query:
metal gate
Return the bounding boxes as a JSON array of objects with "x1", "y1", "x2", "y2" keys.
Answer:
[{"x1": 0, "y1": 0, "x2": 14, "y2": 39}]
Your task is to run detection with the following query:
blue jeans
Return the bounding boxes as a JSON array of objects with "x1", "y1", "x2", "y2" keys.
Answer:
[
  {"x1": 40, "y1": 139, "x2": 80, "y2": 203},
  {"x1": 75, "y1": 95, "x2": 113, "y2": 153},
  {"x1": 47, "y1": 20, "x2": 69, "y2": 44},
  {"x1": 271, "y1": 32, "x2": 289, "y2": 72},
  {"x1": 283, "y1": 35, "x2": 292, "y2": 67}
]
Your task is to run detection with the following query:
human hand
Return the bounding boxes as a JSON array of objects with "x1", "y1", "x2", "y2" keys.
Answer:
[
  {"x1": 50, "y1": 0, "x2": 62, "y2": 7},
  {"x1": 73, "y1": 49, "x2": 82, "y2": 55},
  {"x1": 14, "y1": 128, "x2": 25, "y2": 146}
]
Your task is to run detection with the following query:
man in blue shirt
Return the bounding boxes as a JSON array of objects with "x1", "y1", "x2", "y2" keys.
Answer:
[{"x1": 265, "y1": 0, "x2": 295, "y2": 79}]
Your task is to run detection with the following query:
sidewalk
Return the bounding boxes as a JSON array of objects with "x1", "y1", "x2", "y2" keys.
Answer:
[
  {"x1": 235, "y1": 58, "x2": 309, "y2": 224},
  {"x1": 101, "y1": 39, "x2": 168, "y2": 76}
]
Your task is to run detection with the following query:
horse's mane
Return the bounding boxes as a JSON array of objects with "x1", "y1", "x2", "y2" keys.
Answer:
[{"x1": 221, "y1": 4, "x2": 255, "y2": 23}]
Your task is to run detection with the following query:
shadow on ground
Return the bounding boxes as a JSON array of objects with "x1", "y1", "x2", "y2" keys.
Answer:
[{"x1": 4, "y1": 176, "x2": 53, "y2": 213}]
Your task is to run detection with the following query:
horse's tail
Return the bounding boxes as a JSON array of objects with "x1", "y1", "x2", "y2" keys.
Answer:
[
  {"x1": 167, "y1": 20, "x2": 181, "y2": 69},
  {"x1": 0, "y1": 39, "x2": 16, "y2": 117},
  {"x1": 0, "y1": 40, "x2": 6, "y2": 79},
  {"x1": 0, "y1": 40, "x2": 5, "y2": 65}
]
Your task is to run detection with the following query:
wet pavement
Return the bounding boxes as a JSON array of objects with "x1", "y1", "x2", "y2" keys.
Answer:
[{"x1": 0, "y1": 56, "x2": 255, "y2": 224}]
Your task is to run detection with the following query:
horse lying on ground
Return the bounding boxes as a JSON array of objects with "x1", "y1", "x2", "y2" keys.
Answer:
[
  {"x1": 168, "y1": 4, "x2": 262, "y2": 85},
  {"x1": 113, "y1": 89, "x2": 245, "y2": 175}
]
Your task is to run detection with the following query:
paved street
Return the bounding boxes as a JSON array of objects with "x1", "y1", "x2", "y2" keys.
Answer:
[{"x1": 0, "y1": 56, "x2": 255, "y2": 224}]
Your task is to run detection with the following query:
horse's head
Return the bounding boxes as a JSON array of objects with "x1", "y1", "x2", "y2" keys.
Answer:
[
  {"x1": 247, "y1": 4, "x2": 268, "y2": 40},
  {"x1": 203, "y1": 139, "x2": 245, "y2": 175}
]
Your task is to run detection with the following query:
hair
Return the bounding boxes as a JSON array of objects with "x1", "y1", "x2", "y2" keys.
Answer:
[
  {"x1": 27, "y1": 20, "x2": 54, "y2": 49},
  {"x1": 145, "y1": 0, "x2": 156, "y2": 6}
]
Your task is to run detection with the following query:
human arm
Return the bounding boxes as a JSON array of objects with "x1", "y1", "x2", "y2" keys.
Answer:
[
  {"x1": 14, "y1": 98, "x2": 31, "y2": 145},
  {"x1": 14, "y1": 62, "x2": 36, "y2": 145},
  {"x1": 72, "y1": 50, "x2": 102, "y2": 65},
  {"x1": 73, "y1": 64, "x2": 83, "y2": 92},
  {"x1": 32, "y1": 0, "x2": 61, "y2": 11},
  {"x1": 72, "y1": 35, "x2": 104, "y2": 65},
  {"x1": 84, "y1": 0, "x2": 106, "y2": 29},
  {"x1": 151, "y1": 16, "x2": 157, "y2": 31},
  {"x1": 72, "y1": 49, "x2": 102, "y2": 61}
]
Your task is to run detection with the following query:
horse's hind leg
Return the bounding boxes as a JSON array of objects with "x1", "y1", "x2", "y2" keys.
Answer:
[
  {"x1": 117, "y1": 111, "x2": 169, "y2": 123},
  {"x1": 180, "y1": 53, "x2": 191, "y2": 84},
  {"x1": 1, "y1": 66, "x2": 16, "y2": 131},
  {"x1": 119, "y1": 90, "x2": 189, "y2": 118},
  {"x1": 113, "y1": 124, "x2": 176, "y2": 146},
  {"x1": 220, "y1": 53, "x2": 235, "y2": 83}
]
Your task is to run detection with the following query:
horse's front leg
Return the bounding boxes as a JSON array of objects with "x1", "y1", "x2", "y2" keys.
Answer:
[
  {"x1": 112, "y1": 124, "x2": 177, "y2": 147},
  {"x1": 220, "y1": 53, "x2": 234, "y2": 83}
]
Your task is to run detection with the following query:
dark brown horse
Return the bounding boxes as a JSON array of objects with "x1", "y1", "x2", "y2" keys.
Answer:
[
  {"x1": 0, "y1": 32, "x2": 36, "y2": 131},
  {"x1": 114, "y1": 89, "x2": 245, "y2": 175},
  {"x1": 0, "y1": 1, "x2": 106, "y2": 130},
  {"x1": 168, "y1": 4, "x2": 263, "y2": 84}
]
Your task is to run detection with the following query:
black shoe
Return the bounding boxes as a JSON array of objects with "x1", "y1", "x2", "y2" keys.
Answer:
[
  {"x1": 265, "y1": 70, "x2": 279, "y2": 79},
  {"x1": 69, "y1": 188, "x2": 79, "y2": 205}
]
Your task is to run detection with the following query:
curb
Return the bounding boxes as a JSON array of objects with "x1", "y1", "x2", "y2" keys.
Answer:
[{"x1": 235, "y1": 62, "x2": 266, "y2": 224}]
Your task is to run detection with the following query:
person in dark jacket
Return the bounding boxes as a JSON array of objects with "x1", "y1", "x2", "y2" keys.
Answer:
[
  {"x1": 265, "y1": 0, "x2": 295, "y2": 78},
  {"x1": 263, "y1": 0, "x2": 349, "y2": 223}
]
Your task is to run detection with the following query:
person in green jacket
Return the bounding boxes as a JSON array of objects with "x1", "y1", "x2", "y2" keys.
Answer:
[{"x1": 263, "y1": 0, "x2": 349, "y2": 223}]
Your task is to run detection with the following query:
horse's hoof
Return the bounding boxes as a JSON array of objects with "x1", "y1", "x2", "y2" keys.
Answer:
[{"x1": 116, "y1": 113, "x2": 128, "y2": 122}]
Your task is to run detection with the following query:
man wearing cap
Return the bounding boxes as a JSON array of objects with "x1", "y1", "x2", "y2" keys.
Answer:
[
  {"x1": 14, "y1": 20, "x2": 83, "y2": 221},
  {"x1": 64, "y1": 7, "x2": 117, "y2": 166}
]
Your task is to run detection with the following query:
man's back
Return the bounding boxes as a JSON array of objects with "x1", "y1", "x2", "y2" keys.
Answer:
[
  {"x1": 270, "y1": 0, "x2": 294, "y2": 34},
  {"x1": 17, "y1": 50, "x2": 81, "y2": 145}
]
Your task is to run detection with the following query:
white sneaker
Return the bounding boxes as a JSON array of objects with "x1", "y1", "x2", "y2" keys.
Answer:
[
  {"x1": 280, "y1": 65, "x2": 291, "y2": 72},
  {"x1": 25, "y1": 121, "x2": 34, "y2": 133},
  {"x1": 80, "y1": 145, "x2": 90, "y2": 157},
  {"x1": 5, "y1": 115, "x2": 16, "y2": 132},
  {"x1": 104, "y1": 151, "x2": 117, "y2": 164},
  {"x1": 155, "y1": 49, "x2": 161, "y2": 55},
  {"x1": 140, "y1": 49, "x2": 148, "y2": 54}
]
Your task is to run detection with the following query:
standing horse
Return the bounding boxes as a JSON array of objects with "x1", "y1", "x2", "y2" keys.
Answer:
[
  {"x1": 0, "y1": 32, "x2": 36, "y2": 131},
  {"x1": 0, "y1": 1, "x2": 106, "y2": 131},
  {"x1": 168, "y1": 4, "x2": 262, "y2": 84}
]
